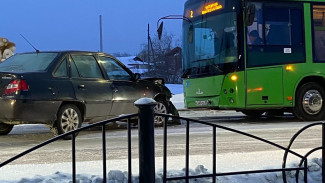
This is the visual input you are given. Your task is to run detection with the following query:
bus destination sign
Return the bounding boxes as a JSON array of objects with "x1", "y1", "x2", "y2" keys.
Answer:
[
  {"x1": 186, "y1": 1, "x2": 225, "y2": 19},
  {"x1": 202, "y1": 2, "x2": 223, "y2": 15}
]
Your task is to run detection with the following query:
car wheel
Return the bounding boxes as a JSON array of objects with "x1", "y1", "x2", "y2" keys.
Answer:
[
  {"x1": 51, "y1": 104, "x2": 82, "y2": 139},
  {"x1": 168, "y1": 102, "x2": 181, "y2": 125},
  {"x1": 153, "y1": 101, "x2": 168, "y2": 126},
  {"x1": 0, "y1": 123, "x2": 14, "y2": 135},
  {"x1": 293, "y1": 82, "x2": 325, "y2": 121},
  {"x1": 241, "y1": 110, "x2": 264, "y2": 118}
]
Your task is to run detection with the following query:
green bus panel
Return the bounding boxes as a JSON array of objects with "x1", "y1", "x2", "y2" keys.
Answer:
[
  {"x1": 183, "y1": 75, "x2": 224, "y2": 108},
  {"x1": 183, "y1": 76, "x2": 224, "y2": 97},
  {"x1": 247, "y1": 67, "x2": 284, "y2": 105},
  {"x1": 219, "y1": 72, "x2": 246, "y2": 109}
]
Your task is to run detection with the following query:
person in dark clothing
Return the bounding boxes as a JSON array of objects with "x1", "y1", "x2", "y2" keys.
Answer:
[{"x1": 249, "y1": 30, "x2": 263, "y2": 45}]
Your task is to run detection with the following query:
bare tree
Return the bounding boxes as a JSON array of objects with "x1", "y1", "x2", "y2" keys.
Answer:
[{"x1": 138, "y1": 31, "x2": 182, "y2": 83}]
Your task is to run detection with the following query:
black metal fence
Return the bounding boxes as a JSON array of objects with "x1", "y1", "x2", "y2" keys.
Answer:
[{"x1": 0, "y1": 99, "x2": 324, "y2": 183}]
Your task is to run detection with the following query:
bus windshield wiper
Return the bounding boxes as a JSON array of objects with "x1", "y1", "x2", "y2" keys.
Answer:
[{"x1": 213, "y1": 64, "x2": 224, "y2": 73}]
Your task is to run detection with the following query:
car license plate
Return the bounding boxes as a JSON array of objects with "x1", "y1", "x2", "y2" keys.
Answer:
[{"x1": 195, "y1": 100, "x2": 209, "y2": 106}]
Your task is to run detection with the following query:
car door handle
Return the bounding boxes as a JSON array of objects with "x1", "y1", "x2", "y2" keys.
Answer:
[
  {"x1": 78, "y1": 85, "x2": 85, "y2": 89},
  {"x1": 110, "y1": 84, "x2": 118, "y2": 92},
  {"x1": 113, "y1": 87, "x2": 118, "y2": 93}
]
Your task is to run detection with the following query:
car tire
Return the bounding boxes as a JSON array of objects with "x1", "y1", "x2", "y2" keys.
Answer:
[
  {"x1": 168, "y1": 102, "x2": 181, "y2": 125},
  {"x1": 51, "y1": 104, "x2": 82, "y2": 140},
  {"x1": 153, "y1": 101, "x2": 168, "y2": 127},
  {"x1": 293, "y1": 82, "x2": 325, "y2": 121},
  {"x1": 0, "y1": 123, "x2": 14, "y2": 135},
  {"x1": 241, "y1": 110, "x2": 264, "y2": 118}
]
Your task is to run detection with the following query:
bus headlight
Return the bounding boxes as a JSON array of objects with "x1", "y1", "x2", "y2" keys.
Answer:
[
  {"x1": 285, "y1": 65, "x2": 294, "y2": 71},
  {"x1": 231, "y1": 75, "x2": 238, "y2": 81}
]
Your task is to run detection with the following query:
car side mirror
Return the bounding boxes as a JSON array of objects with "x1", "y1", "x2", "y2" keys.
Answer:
[
  {"x1": 157, "y1": 21, "x2": 164, "y2": 40},
  {"x1": 134, "y1": 73, "x2": 141, "y2": 80},
  {"x1": 245, "y1": 4, "x2": 256, "y2": 26}
]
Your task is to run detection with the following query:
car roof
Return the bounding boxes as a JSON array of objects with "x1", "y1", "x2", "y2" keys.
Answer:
[{"x1": 16, "y1": 50, "x2": 115, "y2": 57}]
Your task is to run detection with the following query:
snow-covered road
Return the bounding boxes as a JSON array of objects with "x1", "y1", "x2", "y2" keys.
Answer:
[{"x1": 0, "y1": 84, "x2": 324, "y2": 182}]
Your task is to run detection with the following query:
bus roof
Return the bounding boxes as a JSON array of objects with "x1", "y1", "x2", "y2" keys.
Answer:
[{"x1": 185, "y1": 0, "x2": 325, "y2": 4}]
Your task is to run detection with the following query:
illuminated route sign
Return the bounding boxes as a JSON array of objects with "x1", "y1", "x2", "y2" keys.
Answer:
[
  {"x1": 185, "y1": 0, "x2": 225, "y2": 19},
  {"x1": 202, "y1": 2, "x2": 223, "y2": 15}
]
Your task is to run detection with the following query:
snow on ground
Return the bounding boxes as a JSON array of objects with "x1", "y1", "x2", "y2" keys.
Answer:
[
  {"x1": 0, "y1": 151, "x2": 322, "y2": 182},
  {"x1": 167, "y1": 84, "x2": 241, "y2": 117},
  {"x1": 166, "y1": 84, "x2": 186, "y2": 110},
  {"x1": 0, "y1": 84, "x2": 323, "y2": 182}
]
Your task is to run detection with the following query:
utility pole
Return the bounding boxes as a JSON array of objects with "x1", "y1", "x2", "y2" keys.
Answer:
[
  {"x1": 99, "y1": 15, "x2": 103, "y2": 52},
  {"x1": 147, "y1": 24, "x2": 151, "y2": 74}
]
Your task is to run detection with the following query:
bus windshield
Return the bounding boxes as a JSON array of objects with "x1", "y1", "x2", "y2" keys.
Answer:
[{"x1": 183, "y1": 0, "x2": 239, "y2": 78}]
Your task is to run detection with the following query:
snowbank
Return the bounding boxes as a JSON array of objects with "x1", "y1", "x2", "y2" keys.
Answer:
[
  {"x1": 165, "y1": 84, "x2": 183, "y2": 95},
  {"x1": 2, "y1": 158, "x2": 322, "y2": 183},
  {"x1": 170, "y1": 93, "x2": 185, "y2": 109}
]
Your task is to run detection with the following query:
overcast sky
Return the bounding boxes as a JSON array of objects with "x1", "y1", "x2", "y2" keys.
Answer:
[{"x1": 1, "y1": 0, "x2": 186, "y2": 55}]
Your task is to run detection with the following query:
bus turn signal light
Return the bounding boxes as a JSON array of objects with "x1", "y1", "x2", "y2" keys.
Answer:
[
  {"x1": 231, "y1": 75, "x2": 238, "y2": 81},
  {"x1": 285, "y1": 65, "x2": 294, "y2": 71},
  {"x1": 287, "y1": 96, "x2": 293, "y2": 101}
]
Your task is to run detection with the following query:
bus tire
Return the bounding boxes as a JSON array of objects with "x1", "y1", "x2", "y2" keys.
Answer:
[
  {"x1": 241, "y1": 110, "x2": 264, "y2": 118},
  {"x1": 294, "y1": 82, "x2": 325, "y2": 121}
]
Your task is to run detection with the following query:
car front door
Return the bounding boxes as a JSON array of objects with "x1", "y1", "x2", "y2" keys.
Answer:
[
  {"x1": 98, "y1": 56, "x2": 143, "y2": 116},
  {"x1": 69, "y1": 54, "x2": 113, "y2": 122}
]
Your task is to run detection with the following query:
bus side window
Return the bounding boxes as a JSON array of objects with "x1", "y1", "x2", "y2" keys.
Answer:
[
  {"x1": 247, "y1": 2, "x2": 305, "y2": 67},
  {"x1": 264, "y1": 7, "x2": 302, "y2": 46},
  {"x1": 313, "y1": 5, "x2": 325, "y2": 62},
  {"x1": 247, "y1": 3, "x2": 264, "y2": 45}
]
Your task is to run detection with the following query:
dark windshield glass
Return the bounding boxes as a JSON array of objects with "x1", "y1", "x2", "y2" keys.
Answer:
[
  {"x1": 0, "y1": 53, "x2": 58, "y2": 72},
  {"x1": 183, "y1": 0, "x2": 239, "y2": 78}
]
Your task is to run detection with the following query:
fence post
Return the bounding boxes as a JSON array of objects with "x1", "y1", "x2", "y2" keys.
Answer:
[{"x1": 135, "y1": 98, "x2": 156, "y2": 183}]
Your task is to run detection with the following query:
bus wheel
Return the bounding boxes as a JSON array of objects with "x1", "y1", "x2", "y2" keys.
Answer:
[
  {"x1": 294, "y1": 82, "x2": 325, "y2": 121},
  {"x1": 241, "y1": 110, "x2": 264, "y2": 118}
]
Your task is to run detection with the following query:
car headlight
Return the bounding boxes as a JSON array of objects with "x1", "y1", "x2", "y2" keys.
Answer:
[{"x1": 154, "y1": 79, "x2": 164, "y2": 85}]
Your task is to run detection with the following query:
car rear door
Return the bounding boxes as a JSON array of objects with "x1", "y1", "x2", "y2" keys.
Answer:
[{"x1": 69, "y1": 54, "x2": 113, "y2": 122}]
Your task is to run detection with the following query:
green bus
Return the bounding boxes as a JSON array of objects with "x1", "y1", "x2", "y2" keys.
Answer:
[{"x1": 181, "y1": 0, "x2": 325, "y2": 120}]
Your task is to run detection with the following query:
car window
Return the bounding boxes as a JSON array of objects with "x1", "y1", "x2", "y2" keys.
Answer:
[
  {"x1": 99, "y1": 56, "x2": 131, "y2": 80},
  {"x1": 71, "y1": 55, "x2": 103, "y2": 79},
  {"x1": 54, "y1": 59, "x2": 68, "y2": 77},
  {"x1": 70, "y1": 59, "x2": 80, "y2": 78},
  {"x1": 0, "y1": 53, "x2": 58, "y2": 72}
]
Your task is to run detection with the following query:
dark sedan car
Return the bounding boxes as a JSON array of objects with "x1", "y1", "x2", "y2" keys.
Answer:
[{"x1": 0, "y1": 51, "x2": 178, "y2": 137}]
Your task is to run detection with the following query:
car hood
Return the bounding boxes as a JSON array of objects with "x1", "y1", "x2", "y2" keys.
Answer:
[{"x1": 138, "y1": 78, "x2": 172, "y2": 98}]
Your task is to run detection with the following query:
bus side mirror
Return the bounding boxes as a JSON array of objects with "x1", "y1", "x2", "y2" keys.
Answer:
[
  {"x1": 157, "y1": 21, "x2": 164, "y2": 40},
  {"x1": 245, "y1": 4, "x2": 256, "y2": 26}
]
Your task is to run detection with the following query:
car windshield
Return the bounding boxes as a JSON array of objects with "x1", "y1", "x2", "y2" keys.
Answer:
[
  {"x1": 0, "y1": 53, "x2": 58, "y2": 72},
  {"x1": 183, "y1": 0, "x2": 239, "y2": 78}
]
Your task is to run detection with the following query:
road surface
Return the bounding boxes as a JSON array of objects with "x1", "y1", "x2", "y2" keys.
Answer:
[{"x1": 0, "y1": 110, "x2": 322, "y2": 167}]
